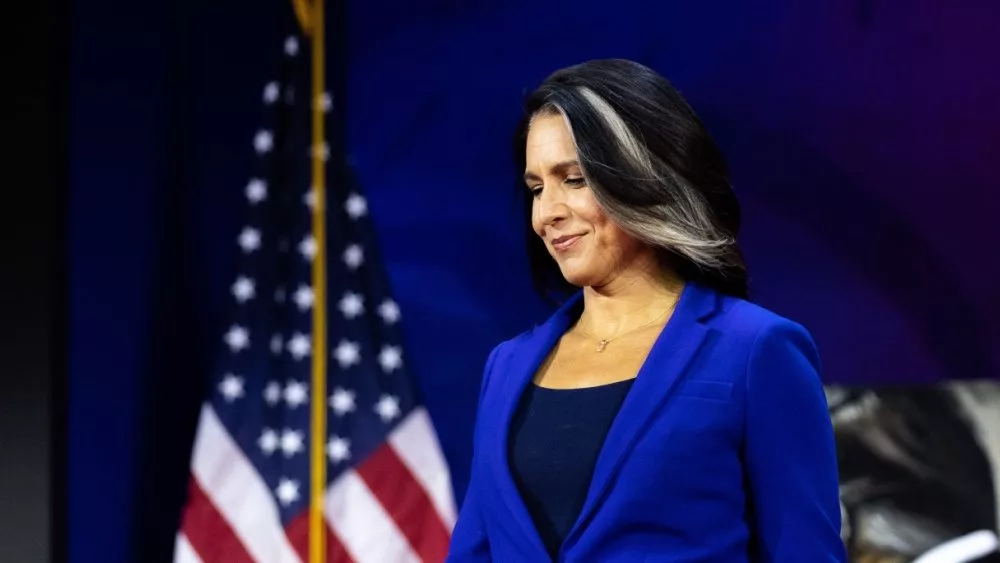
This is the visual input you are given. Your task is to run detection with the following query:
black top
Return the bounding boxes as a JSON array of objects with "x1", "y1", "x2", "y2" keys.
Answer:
[{"x1": 507, "y1": 378, "x2": 636, "y2": 560}]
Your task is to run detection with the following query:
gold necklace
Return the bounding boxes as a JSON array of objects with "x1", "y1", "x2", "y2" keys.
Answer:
[{"x1": 575, "y1": 302, "x2": 676, "y2": 353}]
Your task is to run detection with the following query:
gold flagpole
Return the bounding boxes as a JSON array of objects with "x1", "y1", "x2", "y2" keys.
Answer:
[
  {"x1": 293, "y1": 1, "x2": 328, "y2": 562},
  {"x1": 309, "y1": 1, "x2": 327, "y2": 561}
]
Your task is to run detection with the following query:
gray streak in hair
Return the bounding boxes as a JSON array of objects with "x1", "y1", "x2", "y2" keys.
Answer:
[{"x1": 548, "y1": 87, "x2": 735, "y2": 271}]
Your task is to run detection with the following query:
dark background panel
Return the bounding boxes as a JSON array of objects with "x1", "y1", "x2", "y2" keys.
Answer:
[{"x1": 1, "y1": 0, "x2": 66, "y2": 561}]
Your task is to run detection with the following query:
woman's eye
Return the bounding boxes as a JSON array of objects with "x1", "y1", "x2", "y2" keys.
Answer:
[
  {"x1": 565, "y1": 177, "x2": 585, "y2": 186},
  {"x1": 529, "y1": 186, "x2": 543, "y2": 198}
]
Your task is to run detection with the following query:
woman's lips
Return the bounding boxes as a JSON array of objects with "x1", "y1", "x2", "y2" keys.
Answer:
[{"x1": 551, "y1": 234, "x2": 582, "y2": 252}]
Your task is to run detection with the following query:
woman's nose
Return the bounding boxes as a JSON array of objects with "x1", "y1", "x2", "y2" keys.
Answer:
[{"x1": 537, "y1": 188, "x2": 569, "y2": 226}]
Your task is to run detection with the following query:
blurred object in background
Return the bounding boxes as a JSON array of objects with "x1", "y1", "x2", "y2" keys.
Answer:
[{"x1": 827, "y1": 381, "x2": 1000, "y2": 562}]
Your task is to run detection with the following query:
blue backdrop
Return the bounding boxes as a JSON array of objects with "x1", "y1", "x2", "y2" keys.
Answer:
[{"x1": 69, "y1": 1, "x2": 999, "y2": 561}]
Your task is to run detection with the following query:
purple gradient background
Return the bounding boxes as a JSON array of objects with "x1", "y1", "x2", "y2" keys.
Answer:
[{"x1": 345, "y1": 0, "x2": 999, "y2": 391}]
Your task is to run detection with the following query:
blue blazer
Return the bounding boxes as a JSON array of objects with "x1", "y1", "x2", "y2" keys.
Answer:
[{"x1": 447, "y1": 282, "x2": 847, "y2": 562}]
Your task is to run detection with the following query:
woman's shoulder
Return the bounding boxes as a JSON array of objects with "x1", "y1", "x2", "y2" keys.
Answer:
[
  {"x1": 710, "y1": 291, "x2": 817, "y2": 352},
  {"x1": 480, "y1": 327, "x2": 538, "y2": 372},
  {"x1": 708, "y1": 292, "x2": 826, "y2": 404},
  {"x1": 476, "y1": 327, "x2": 538, "y2": 382}
]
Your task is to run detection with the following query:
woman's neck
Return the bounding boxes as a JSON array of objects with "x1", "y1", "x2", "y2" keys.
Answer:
[{"x1": 577, "y1": 261, "x2": 685, "y2": 336}]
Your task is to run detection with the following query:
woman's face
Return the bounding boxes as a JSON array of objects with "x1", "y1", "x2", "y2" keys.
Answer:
[{"x1": 524, "y1": 113, "x2": 650, "y2": 288}]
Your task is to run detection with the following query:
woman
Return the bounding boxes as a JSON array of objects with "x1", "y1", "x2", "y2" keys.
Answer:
[{"x1": 446, "y1": 59, "x2": 846, "y2": 562}]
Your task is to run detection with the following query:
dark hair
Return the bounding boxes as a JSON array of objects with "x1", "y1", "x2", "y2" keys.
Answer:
[{"x1": 513, "y1": 59, "x2": 749, "y2": 302}]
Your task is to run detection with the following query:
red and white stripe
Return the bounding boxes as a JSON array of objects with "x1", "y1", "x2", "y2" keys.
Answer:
[{"x1": 175, "y1": 405, "x2": 456, "y2": 563}]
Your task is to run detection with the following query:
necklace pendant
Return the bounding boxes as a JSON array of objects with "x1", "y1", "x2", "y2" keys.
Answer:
[{"x1": 596, "y1": 339, "x2": 608, "y2": 352}]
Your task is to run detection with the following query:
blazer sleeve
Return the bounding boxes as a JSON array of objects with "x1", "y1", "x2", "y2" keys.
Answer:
[
  {"x1": 743, "y1": 319, "x2": 847, "y2": 562},
  {"x1": 446, "y1": 343, "x2": 502, "y2": 562}
]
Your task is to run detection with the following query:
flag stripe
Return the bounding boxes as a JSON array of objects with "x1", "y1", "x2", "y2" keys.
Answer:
[
  {"x1": 285, "y1": 510, "x2": 355, "y2": 563},
  {"x1": 388, "y1": 408, "x2": 458, "y2": 527},
  {"x1": 357, "y1": 442, "x2": 452, "y2": 562},
  {"x1": 191, "y1": 405, "x2": 301, "y2": 563},
  {"x1": 179, "y1": 477, "x2": 255, "y2": 563},
  {"x1": 325, "y1": 470, "x2": 420, "y2": 563},
  {"x1": 174, "y1": 533, "x2": 205, "y2": 563}
]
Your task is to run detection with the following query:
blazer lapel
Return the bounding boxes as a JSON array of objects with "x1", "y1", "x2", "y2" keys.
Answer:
[
  {"x1": 562, "y1": 282, "x2": 719, "y2": 548},
  {"x1": 489, "y1": 292, "x2": 585, "y2": 560}
]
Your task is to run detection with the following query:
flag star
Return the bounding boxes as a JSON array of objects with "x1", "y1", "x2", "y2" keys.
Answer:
[
  {"x1": 375, "y1": 395, "x2": 401, "y2": 423},
  {"x1": 264, "y1": 380, "x2": 282, "y2": 404},
  {"x1": 246, "y1": 178, "x2": 267, "y2": 203},
  {"x1": 237, "y1": 227, "x2": 261, "y2": 253},
  {"x1": 224, "y1": 325, "x2": 250, "y2": 352},
  {"x1": 312, "y1": 142, "x2": 330, "y2": 161},
  {"x1": 299, "y1": 235, "x2": 317, "y2": 261},
  {"x1": 258, "y1": 428, "x2": 279, "y2": 456},
  {"x1": 270, "y1": 333, "x2": 284, "y2": 355},
  {"x1": 316, "y1": 92, "x2": 333, "y2": 113},
  {"x1": 332, "y1": 340, "x2": 361, "y2": 369},
  {"x1": 378, "y1": 299, "x2": 401, "y2": 325},
  {"x1": 329, "y1": 387, "x2": 357, "y2": 416},
  {"x1": 284, "y1": 36, "x2": 299, "y2": 56},
  {"x1": 327, "y1": 436, "x2": 351, "y2": 464},
  {"x1": 284, "y1": 380, "x2": 309, "y2": 409},
  {"x1": 379, "y1": 345, "x2": 403, "y2": 374},
  {"x1": 303, "y1": 190, "x2": 317, "y2": 210},
  {"x1": 293, "y1": 285, "x2": 314, "y2": 312},
  {"x1": 231, "y1": 276, "x2": 256, "y2": 303},
  {"x1": 275, "y1": 478, "x2": 300, "y2": 506},
  {"x1": 344, "y1": 193, "x2": 367, "y2": 219},
  {"x1": 339, "y1": 291, "x2": 364, "y2": 319},
  {"x1": 287, "y1": 332, "x2": 311, "y2": 361},
  {"x1": 343, "y1": 244, "x2": 364, "y2": 270},
  {"x1": 280, "y1": 428, "x2": 304, "y2": 458},
  {"x1": 254, "y1": 130, "x2": 274, "y2": 154},
  {"x1": 263, "y1": 82, "x2": 280, "y2": 104},
  {"x1": 218, "y1": 373, "x2": 245, "y2": 402}
]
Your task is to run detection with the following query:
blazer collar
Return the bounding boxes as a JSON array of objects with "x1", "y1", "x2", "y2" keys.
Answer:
[{"x1": 490, "y1": 281, "x2": 721, "y2": 559}]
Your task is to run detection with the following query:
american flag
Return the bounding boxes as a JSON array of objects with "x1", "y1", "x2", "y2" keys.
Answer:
[{"x1": 173, "y1": 29, "x2": 457, "y2": 563}]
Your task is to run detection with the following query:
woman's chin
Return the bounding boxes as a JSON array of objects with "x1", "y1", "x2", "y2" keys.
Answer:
[{"x1": 557, "y1": 267, "x2": 600, "y2": 289}]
